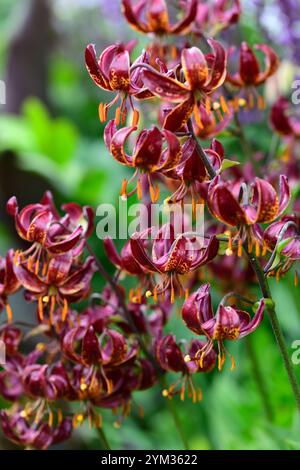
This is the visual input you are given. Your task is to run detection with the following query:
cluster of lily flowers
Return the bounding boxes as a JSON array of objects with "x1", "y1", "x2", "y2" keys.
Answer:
[{"x1": 0, "y1": 0, "x2": 300, "y2": 449}]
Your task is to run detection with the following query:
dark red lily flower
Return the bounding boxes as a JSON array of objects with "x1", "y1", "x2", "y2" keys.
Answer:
[
  {"x1": 263, "y1": 215, "x2": 300, "y2": 283},
  {"x1": 7, "y1": 193, "x2": 93, "y2": 265},
  {"x1": 141, "y1": 40, "x2": 227, "y2": 130},
  {"x1": 22, "y1": 363, "x2": 70, "y2": 401},
  {"x1": 207, "y1": 175, "x2": 291, "y2": 248},
  {"x1": 104, "y1": 119, "x2": 182, "y2": 201},
  {"x1": 156, "y1": 334, "x2": 216, "y2": 401},
  {"x1": 0, "y1": 409, "x2": 72, "y2": 449},
  {"x1": 104, "y1": 237, "x2": 145, "y2": 276},
  {"x1": 270, "y1": 97, "x2": 300, "y2": 137},
  {"x1": 130, "y1": 223, "x2": 219, "y2": 302},
  {"x1": 226, "y1": 41, "x2": 279, "y2": 88},
  {"x1": 14, "y1": 254, "x2": 96, "y2": 324},
  {"x1": 0, "y1": 250, "x2": 21, "y2": 322},
  {"x1": 85, "y1": 42, "x2": 152, "y2": 124},
  {"x1": 166, "y1": 138, "x2": 224, "y2": 205},
  {"x1": 192, "y1": 101, "x2": 234, "y2": 138},
  {"x1": 191, "y1": 0, "x2": 241, "y2": 36},
  {"x1": 121, "y1": 0, "x2": 197, "y2": 36},
  {"x1": 182, "y1": 283, "x2": 265, "y2": 369}
]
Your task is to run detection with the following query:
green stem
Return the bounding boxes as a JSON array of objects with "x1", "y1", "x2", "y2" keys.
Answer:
[
  {"x1": 165, "y1": 398, "x2": 190, "y2": 450},
  {"x1": 245, "y1": 246, "x2": 300, "y2": 413},
  {"x1": 245, "y1": 335, "x2": 273, "y2": 422},
  {"x1": 97, "y1": 426, "x2": 111, "y2": 450}
]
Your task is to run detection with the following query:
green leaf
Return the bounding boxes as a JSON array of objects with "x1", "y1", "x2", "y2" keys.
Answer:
[{"x1": 221, "y1": 159, "x2": 240, "y2": 171}]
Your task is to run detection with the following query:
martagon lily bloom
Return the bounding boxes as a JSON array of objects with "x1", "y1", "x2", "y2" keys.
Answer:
[
  {"x1": 121, "y1": 0, "x2": 197, "y2": 36},
  {"x1": 207, "y1": 175, "x2": 291, "y2": 252},
  {"x1": 182, "y1": 283, "x2": 265, "y2": 369},
  {"x1": 0, "y1": 250, "x2": 20, "y2": 322},
  {"x1": 156, "y1": 333, "x2": 216, "y2": 402},
  {"x1": 140, "y1": 39, "x2": 227, "y2": 130},
  {"x1": 14, "y1": 254, "x2": 96, "y2": 324},
  {"x1": 85, "y1": 42, "x2": 152, "y2": 125},
  {"x1": 130, "y1": 223, "x2": 219, "y2": 302},
  {"x1": 104, "y1": 119, "x2": 182, "y2": 201},
  {"x1": 192, "y1": 0, "x2": 241, "y2": 36},
  {"x1": 226, "y1": 41, "x2": 279, "y2": 110},
  {"x1": 270, "y1": 97, "x2": 300, "y2": 137}
]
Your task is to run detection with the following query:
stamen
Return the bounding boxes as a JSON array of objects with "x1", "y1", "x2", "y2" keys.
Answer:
[
  {"x1": 48, "y1": 410, "x2": 54, "y2": 427},
  {"x1": 120, "y1": 179, "x2": 128, "y2": 198},
  {"x1": 137, "y1": 179, "x2": 143, "y2": 200},
  {"x1": 262, "y1": 242, "x2": 267, "y2": 257},
  {"x1": 61, "y1": 298, "x2": 68, "y2": 322},
  {"x1": 255, "y1": 241, "x2": 260, "y2": 257},
  {"x1": 57, "y1": 409, "x2": 63, "y2": 425},
  {"x1": 146, "y1": 290, "x2": 152, "y2": 298},
  {"x1": 257, "y1": 95, "x2": 265, "y2": 110},
  {"x1": 205, "y1": 97, "x2": 211, "y2": 114},
  {"x1": 49, "y1": 295, "x2": 56, "y2": 325},
  {"x1": 121, "y1": 106, "x2": 127, "y2": 125},
  {"x1": 98, "y1": 102, "x2": 105, "y2": 122},
  {"x1": 115, "y1": 106, "x2": 121, "y2": 125},
  {"x1": 132, "y1": 109, "x2": 139, "y2": 127},
  {"x1": 5, "y1": 304, "x2": 13, "y2": 323},
  {"x1": 237, "y1": 239, "x2": 243, "y2": 257},
  {"x1": 170, "y1": 286, "x2": 175, "y2": 304},
  {"x1": 38, "y1": 297, "x2": 44, "y2": 322},
  {"x1": 220, "y1": 95, "x2": 229, "y2": 114},
  {"x1": 153, "y1": 287, "x2": 158, "y2": 303},
  {"x1": 248, "y1": 92, "x2": 255, "y2": 109},
  {"x1": 185, "y1": 288, "x2": 189, "y2": 300},
  {"x1": 294, "y1": 270, "x2": 298, "y2": 287}
]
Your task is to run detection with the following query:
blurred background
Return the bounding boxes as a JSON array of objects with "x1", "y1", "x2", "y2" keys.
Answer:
[{"x1": 0, "y1": 0, "x2": 300, "y2": 450}]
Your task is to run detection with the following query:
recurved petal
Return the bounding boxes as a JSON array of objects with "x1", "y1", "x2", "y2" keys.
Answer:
[
  {"x1": 27, "y1": 210, "x2": 53, "y2": 245},
  {"x1": 121, "y1": 0, "x2": 149, "y2": 33},
  {"x1": 142, "y1": 68, "x2": 191, "y2": 102},
  {"x1": 181, "y1": 47, "x2": 209, "y2": 90},
  {"x1": 278, "y1": 175, "x2": 291, "y2": 217},
  {"x1": 109, "y1": 125, "x2": 136, "y2": 165},
  {"x1": 130, "y1": 236, "x2": 160, "y2": 273},
  {"x1": 204, "y1": 39, "x2": 227, "y2": 91},
  {"x1": 59, "y1": 257, "x2": 96, "y2": 296},
  {"x1": 156, "y1": 334, "x2": 186, "y2": 372},
  {"x1": 14, "y1": 263, "x2": 46, "y2": 294},
  {"x1": 239, "y1": 42, "x2": 260, "y2": 85},
  {"x1": 255, "y1": 44, "x2": 279, "y2": 85},
  {"x1": 103, "y1": 237, "x2": 122, "y2": 268},
  {"x1": 157, "y1": 129, "x2": 182, "y2": 171},
  {"x1": 82, "y1": 326, "x2": 102, "y2": 365},
  {"x1": 190, "y1": 236, "x2": 219, "y2": 269},
  {"x1": 171, "y1": 0, "x2": 197, "y2": 34},
  {"x1": 239, "y1": 299, "x2": 264, "y2": 338},
  {"x1": 46, "y1": 226, "x2": 83, "y2": 255},
  {"x1": 163, "y1": 96, "x2": 195, "y2": 132},
  {"x1": 208, "y1": 183, "x2": 246, "y2": 226},
  {"x1": 46, "y1": 253, "x2": 72, "y2": 285},
  {"x1": 254, "y1": 178, "x2": 279, "y2": 223},
  {"x1": 101, "y1": 329, "x2": 128, "y2": 366},
  {"x1": 133, "y1": 126, "x2": 163, "y2": 169},
  {"x1": 85, "y1": 44, "x2": 111, "y2": 90}
]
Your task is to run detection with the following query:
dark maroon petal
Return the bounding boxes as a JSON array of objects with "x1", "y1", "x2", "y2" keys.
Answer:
[
  {"x1": 142, "y1": 68, "x2": 190, "y2": 102},
  {"x1": 208, "y1": 181, "x2": 246, "y2": 226},
  {"x1": 103, "y1": 237, "x2": 122, "y2": 268},
  {"x1": 121, "y1": 0, "x2": 148, "y2": 33},
  {"x1": 239, "y1": 299, "x2": 264, "y2": 338},
  {"x1": 254, "y1": 178, "x2": 279, "y2": 223},
  {"x1": 156, "y1": 334, "x2": 186, "y2": 372},
  {"x1": 109, "y1": 125, "x2": 136, "y2": 165},
  {"x1": 46, "y1": 253, "x2": 72, "y2": 285},
  {"x1": 270, "y1": 98, "x2": 294, "y2": 135},
  {"x1": 130, "y1": 236, "x2": 160, "y2": 273},
  {"x1": 182, "y1": 283, "x2": 213, "y2": 335},
  {"x1": 85, "y1": 44, "x2": 111, "y2": 90},
  {"x1": 46, "y1": 226, "x2": 83, "y2": 255},
  {"x1": 59, "y1": 257, "x2": 96, "y2": 297},
  {"x1": 82, "y1": 326, "x2": 102, "y2": 365},
  {"x1": 14, "y1": 264, "x2": 46, "y2": 294},
  {"x1": 133, "y1": 126, "x2": 163, "y2": 169},
  {"x1": 255, "y1": 44, "x2": 279, "y2": 85},
  {"x1": 278, "y1": 175, "x2": 291, "y2": 217},
  {"x1": 204, "y1": 39, "x2": 227, "y2": 92},
  {"x1": 239, "y1": 42, "x2": 260, "y2": 85},
  {"x1": 163, "y1": 96, "x2": 195, "y2": 132},
  {"x1": 101, "y1": 329, "x2": 128, "y2": 366},
  {"x1": 108, "y1": 49, "x2": 130, "y2": 91}
]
